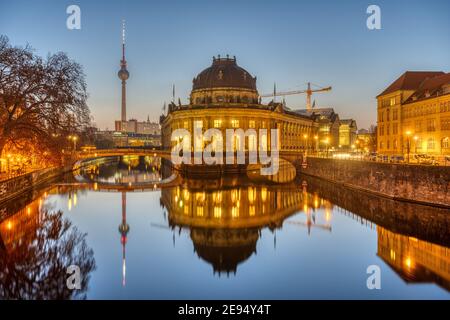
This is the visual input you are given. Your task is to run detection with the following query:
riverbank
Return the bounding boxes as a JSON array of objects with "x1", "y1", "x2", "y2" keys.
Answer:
[
  {"x1": 298, "y1": 157, "x2": 450, "y2": 208},
  {"x1": 0, "y1": 156, "x2": 118, "y2": 205}
]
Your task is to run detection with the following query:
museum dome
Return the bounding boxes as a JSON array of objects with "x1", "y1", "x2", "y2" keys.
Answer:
[{"x1": 192, "y1": 55, "x2": 257, "y2": 91}]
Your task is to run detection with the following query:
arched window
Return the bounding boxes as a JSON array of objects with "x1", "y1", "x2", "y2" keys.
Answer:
[{"x1": 442, "y1": 137, "x2": 449, "y2": 149}]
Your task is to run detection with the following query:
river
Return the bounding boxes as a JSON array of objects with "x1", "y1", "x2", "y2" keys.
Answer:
[{"x1": 0, "y1": 155, "x2": 448, "y2": 299}]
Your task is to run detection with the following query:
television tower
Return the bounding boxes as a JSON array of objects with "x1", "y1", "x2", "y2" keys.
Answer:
[{"x1": 118, "y1": 20, "x2": 129, "y2": 129}]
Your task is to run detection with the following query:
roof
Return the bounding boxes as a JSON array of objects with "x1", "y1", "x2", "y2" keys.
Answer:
[
  {"x1": 192, "y1": 56, "x2": 257, "y2": 91},
  {"x1": 293, "y1": 108, "x2": 338, "y2": 121},
  {"x1": 377, "y1": 71, "x2": 445, "y2": 97},
  {"x1": 404, "y1": 73, "x2": 450, "y2": 103},
  {"x1": 340, "y1": 119, "x2": 356, "y2": 126}
]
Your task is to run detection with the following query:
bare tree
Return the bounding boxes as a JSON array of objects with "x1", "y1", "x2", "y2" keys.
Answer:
[{"x1": 0, "y1": 35, "x2": 90, "y2": 164}]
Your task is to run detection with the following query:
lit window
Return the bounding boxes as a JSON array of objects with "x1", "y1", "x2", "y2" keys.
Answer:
[
  {"x1": 249, "y1": 120, "x2": 256, "y2": 128},
  {"x1": 183, "y1": 121, "x2": 189, "y2": 129},
  {"x1": 194, "y1": 120, "x2": 203, "y2": 129},
  {"x1": 231, "y1": 119, "x2": 239, "y2": 128},
  {"x1": 214, "y1": 119, "x2": 222, "y2": 128},
  {"x1": 427, "y1": 138, "x2": 435, "y2": 149},
  {"x1": 442, "y1": 138, "x2": 449, "y2": 149}
]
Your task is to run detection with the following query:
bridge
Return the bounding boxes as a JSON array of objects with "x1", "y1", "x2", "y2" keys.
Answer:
[
  {"x1": 76, "y1": 148, "x2": 303, "y2": 164},
  {"x1": 76, "y1": 148, "x2": 171, "y2": 160}
]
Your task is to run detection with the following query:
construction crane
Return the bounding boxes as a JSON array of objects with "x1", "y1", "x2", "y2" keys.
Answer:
[{"x1": 260, "y1": 82, "x2": 332, "y2": 111}]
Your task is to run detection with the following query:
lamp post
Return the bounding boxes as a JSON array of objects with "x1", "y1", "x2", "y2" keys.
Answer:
[
  {"x1": 314, "y1": 135, "x2": 318, "y2": 155},
  {"x1": 325, "y1": 137, "x2": 330, "y2": 158},
  {"x1": 68, "y1": 135, "x2": 78, "y2": 152},
  {"x1": 413, "y1": 136, "x2": 418, "y2": 160},
  {"x1": 406, "y1": 131, "x2": 412, "y2": 163}
]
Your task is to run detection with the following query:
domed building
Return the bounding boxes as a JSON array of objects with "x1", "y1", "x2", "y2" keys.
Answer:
[{"x1": 160, "y1": 56, "x2": 318, "y2": 159}]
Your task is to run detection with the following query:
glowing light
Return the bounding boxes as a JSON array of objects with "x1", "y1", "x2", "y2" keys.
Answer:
[
  {"x1": 261, "y1": 187, "x2": 267, "y2": 202},
  {"x1": 213, "y1": 206, "x2": 222, "y2": 218},
  {"x1": 232, "y1": 206, "x2": 239, "y2": 218},
  {"x1": 404, "y1": 256, "x2": 413, "y2": 269},
  {"x1": 6, "y1": 221, "x2": 13, "y2": 230},
  {"x1": 390, "y1": 249, "x2": 396, "y2": 261}
]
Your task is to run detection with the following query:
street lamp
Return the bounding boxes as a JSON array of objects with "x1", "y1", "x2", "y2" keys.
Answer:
[
  {"x1": 413, "y1": 136, "x2": 418, "y2": 158},
  {"x1": 67, "y1": 135, "x2": 78, "y2": 151},
  {"x1": 324, "y1": 137, "x2": 330, "y2": 158},
  {"x1": 405, "y1": 131, "x2": 412, "y2": 163},
  {"x1": 314, "y1": 135, "x2": 318, "y2": 155}
]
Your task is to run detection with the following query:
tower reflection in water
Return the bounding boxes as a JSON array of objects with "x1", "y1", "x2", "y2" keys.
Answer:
[{"x1": 159, "y1": 177, "x2": 333, "y2": 276}]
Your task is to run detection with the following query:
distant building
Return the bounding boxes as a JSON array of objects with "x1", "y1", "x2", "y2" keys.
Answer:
[
  {"x1": 356, "y1": 128, "x2": 376, "y2": 152},
  {"x1": 94, "y1": 130, "x2": 161, "y2": 148},
  {"x1": 339, "y1": 119, "x2": 357, "y2": 149},
  {"x1": 295, "y1": 108, "x2": 341, "y2": 149},
  {"x1": 115, "y1": 118, "x2": 161, "y2": 135},
  {"x1": 377, "y1": 71, "x2": 450, "y2": 156}
]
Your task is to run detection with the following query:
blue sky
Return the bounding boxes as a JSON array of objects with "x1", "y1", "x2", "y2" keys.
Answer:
[{"x1": 1, "y1": 0, "x2": 449, "y2": 129}]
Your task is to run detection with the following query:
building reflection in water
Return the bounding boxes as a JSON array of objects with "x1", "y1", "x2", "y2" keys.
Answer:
[
  {"x1": 160, "y1": 177, "x2": 333, "y2": 276},
  {"x1": 82, "y1": 155, "x2": 161, "y2": 186},
  {"x1": 377, "y1": 226, "x2": 450, "y2": 291},
  {"x1": 0, "y1": 191, "x2": 96, "y2": 299}
]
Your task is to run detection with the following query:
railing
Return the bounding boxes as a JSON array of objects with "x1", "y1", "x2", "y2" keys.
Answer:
[{"x1": 307, "y1": 153, "x2": 450, "y2": 166}]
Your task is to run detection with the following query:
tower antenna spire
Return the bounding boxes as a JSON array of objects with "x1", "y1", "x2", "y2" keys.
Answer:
[{"x1": 122, "y1": 19, "x2": 126, "y2": 62}]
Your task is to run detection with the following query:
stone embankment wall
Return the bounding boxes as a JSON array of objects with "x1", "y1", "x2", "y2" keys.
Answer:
[{"x1": 298, "y1": 157, "x2": 450, "y2": 208}]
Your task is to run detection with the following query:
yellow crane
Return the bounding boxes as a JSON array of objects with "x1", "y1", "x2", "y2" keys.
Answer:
[{"x1": 260, "y1": 82, "x2": 332, "y2": 111}]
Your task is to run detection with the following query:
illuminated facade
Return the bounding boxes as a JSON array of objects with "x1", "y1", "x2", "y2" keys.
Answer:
[
  {"x1": 377, "y1": 71, "x2": 450, "y2": 156},
  {"x1": 160, "y1": 56, "x2": 318, "y2": 156},
  {"x1": 339, "y1": 119, "x2": 357, "y2": 149},
  {"x1": 295, "y1": 108, "x2": 341, "y2": 150}
]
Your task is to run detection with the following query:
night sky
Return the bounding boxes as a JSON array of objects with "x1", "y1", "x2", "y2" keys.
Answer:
[{"x1": 1, "y1": 0, "x2": 449, "y2": 129}]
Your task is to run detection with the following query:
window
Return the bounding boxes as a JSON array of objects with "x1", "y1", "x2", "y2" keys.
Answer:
[
  {"x1": 426, "y1": 119, "x2": 436, "y2": 132},
  {"x1": 415, "y1": 120, "x2": 422, "y2": 133},
  {"x1": 386, "y1": 109, "x2": 390, "y2": 121},
  {"x1": 194, "y1": 120, "x2": 203, "y2": 129},
  {"x1": 231, "y1": 119, "x2": 239, "y2": 128},
  {"x1": 387, "y1": 140, "x2": 390, "y2": 149},
  {"x1": 393, "y1": 109, "x2": 398, "y2": 121},
  {"x1": 441, "y1": 117, "x2": 450, "y2": 130},
  {"x1": 427, "y1": 138, "x2": 435, "y2": 150},
  {"x1": 380, "y1": 112, "x2": 384, "y2": 122},
  {"x1": 393, "y1": 139, "x2": 398, "y2": 149},
  {"x1": 249, "y1": 120, "x2": 256, "y2": 128},
  {"x1": 443, "y1": 138, "x2": 449, "y2": 149},
  {"x1": 393, "y1": 123, "x2": 398, "y2": 135},
  {"x1": 390, "y1": 97, "x2": 396, "y2": 106},
  {"x1": 213, "y1": 119, "x2": 222, "y2": 128},
  {"x1": 183, "y1": 121, "x2": 189, "y2": 129},
  {"x1": 216, "y1": 96, "x2": 224, "y2": 103},
  {"x1": 380, "y1": 141, "x2": 384, "y2": 149},
  {"x1": 386, "y1": 124, "x2": 390, "y2": 136}
]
